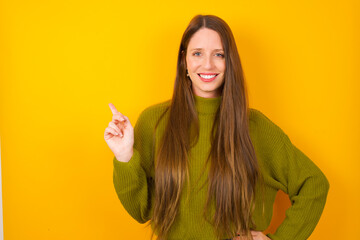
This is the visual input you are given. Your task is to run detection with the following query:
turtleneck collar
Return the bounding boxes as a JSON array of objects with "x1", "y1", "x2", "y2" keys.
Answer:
[{"x1": 193, "y1": 94, "x2": 222, "y2": 114}]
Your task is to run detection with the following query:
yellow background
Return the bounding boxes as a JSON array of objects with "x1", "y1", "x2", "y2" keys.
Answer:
[{"x1": 1, "y1": 0, "x2": 359, "y2": 239}]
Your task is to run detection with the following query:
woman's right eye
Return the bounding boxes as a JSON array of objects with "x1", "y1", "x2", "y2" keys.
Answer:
[{"x1": 193, "y1": 52, "x2": 201, "y2": 56}]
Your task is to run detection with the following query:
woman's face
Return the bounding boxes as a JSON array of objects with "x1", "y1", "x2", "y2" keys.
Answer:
[{"x1": 186, "y1": 28, "x2": 226, "y2": 98}]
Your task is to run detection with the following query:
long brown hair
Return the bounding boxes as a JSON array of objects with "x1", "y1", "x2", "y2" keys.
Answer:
[{"x1": 151, "y1": 15, "x2": 260, "y2": 240}]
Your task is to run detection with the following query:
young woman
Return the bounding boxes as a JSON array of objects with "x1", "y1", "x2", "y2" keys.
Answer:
[{"x1": 104, "y1": 15, "x2": 329, "y2": 240}]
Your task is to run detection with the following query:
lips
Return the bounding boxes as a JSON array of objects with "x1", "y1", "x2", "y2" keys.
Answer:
[{"x1": 197, "y1": 73, "x2": 219, "y2": 82}]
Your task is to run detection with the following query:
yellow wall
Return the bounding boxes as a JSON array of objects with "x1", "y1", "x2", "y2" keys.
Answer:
[{"x1": 0, "y1": 0, "x2": 359, "y2": 239}]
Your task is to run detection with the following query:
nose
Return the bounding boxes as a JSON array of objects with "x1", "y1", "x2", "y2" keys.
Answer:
[{"x1": 203, "y1": 55, "x2": 214, "y2": 69}]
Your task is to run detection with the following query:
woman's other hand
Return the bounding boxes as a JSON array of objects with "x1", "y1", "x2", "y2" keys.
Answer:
[
  {"x1": 104, "y1": 103, "x2": 134, "y2": 162},
  {"x1": 233, "y1": 231, "x2": 271, "y2": 240},
  {"x1": 250, "y1": 231, "x2": 270, "y2": 240}
]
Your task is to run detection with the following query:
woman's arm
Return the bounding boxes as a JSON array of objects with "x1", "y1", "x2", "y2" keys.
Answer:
[
  {"x1": 113, "y1": 107, "x2": 156, "y2": 223},
  {"x1": 266, "y1": 132, "x2": 330, "y2": 240},
  {"x1": 249, "y1": 109, "x2": 330, "y2": 240}
]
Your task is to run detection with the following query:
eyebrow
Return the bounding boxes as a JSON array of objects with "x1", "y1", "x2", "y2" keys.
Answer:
[{"x1": 190, "y1": 48, "x2": 224, "y2": 51}]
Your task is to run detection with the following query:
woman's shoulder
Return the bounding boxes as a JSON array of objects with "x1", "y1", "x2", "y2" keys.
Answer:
[
  {"x1": 140, "y1": 99, "x2": 171, "y2": 116},
  {"x1": 248, "y1": 107, "x2": 287, "y2": 143},
  {"x1": 249, "y1": 108, "x2": 274, "y2": 123},
  {"x1": 143, "y1": 99, "x2": 171, "y2": 113},
  {"x1": 136, "y1": 99, "x2": 171, "y2": 125},
  {"x1": 249, "y1": 107, "x2": 273, "y2": 126}
]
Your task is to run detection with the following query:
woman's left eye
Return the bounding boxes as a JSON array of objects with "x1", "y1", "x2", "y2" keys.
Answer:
[{"x1": 215, "y1": 53, "x2": 224, "y2": 57}]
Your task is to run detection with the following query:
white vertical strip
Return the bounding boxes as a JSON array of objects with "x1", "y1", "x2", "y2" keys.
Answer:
[{"x1": 0, "y1": 137, "x2": 3, "y2": 240}]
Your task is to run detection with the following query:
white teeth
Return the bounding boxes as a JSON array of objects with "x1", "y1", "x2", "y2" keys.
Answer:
[{"x1": 199, "y1": 74, "x2": 217, "y2": 79}]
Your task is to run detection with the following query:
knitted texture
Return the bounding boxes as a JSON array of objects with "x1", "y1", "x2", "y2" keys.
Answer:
[{"x1": 113, "y1": 95, "x2": 329, "y2": 240}]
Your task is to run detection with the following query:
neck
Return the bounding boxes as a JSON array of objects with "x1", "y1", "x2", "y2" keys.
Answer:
[{"x1": 193, "y1": 94, "x2": 222, "y2": 114}]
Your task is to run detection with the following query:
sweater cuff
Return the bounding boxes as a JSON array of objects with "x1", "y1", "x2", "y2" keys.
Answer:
[{"x1": 113, "y1": 149, "x2": 142, "y2": 187}]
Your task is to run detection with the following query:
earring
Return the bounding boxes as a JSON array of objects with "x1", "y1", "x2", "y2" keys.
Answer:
[{"x1": 186, "y1": 69, "x2": 189, "y2": 77}]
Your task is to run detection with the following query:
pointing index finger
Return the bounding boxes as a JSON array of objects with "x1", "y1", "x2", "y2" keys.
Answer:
[{"x1": 108, "y1": 103, "x2": 119, "y2": 114}]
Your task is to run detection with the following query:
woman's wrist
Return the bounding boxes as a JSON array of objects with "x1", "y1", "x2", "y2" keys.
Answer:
[{"x1": 115, "y1": 149, "x2": 134, "y2": 163}]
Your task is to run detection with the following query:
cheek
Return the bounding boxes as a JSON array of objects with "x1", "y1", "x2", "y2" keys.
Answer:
[
  {"x1": 186, "y1": 59, "x2": 199, "y2": 73},
  {"x1": 217, "y1": 61, "x2": 226, "y2": 72}
]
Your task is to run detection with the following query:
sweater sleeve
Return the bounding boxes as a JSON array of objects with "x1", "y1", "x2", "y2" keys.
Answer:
[
  {"x1": 112, "y1": 107, "x2": 155, "y2": 224},
  {"x1": 251, "y1": 110, "x2": 330, "y2": 240}
]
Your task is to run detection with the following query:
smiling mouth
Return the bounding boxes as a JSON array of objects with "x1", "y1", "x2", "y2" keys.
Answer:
[{"x1": 197, "y1": 73, "x2": 219, "y2": 82}]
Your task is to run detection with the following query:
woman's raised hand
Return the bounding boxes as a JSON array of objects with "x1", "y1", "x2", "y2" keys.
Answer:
[
  {"x1": 233, "y1": 231, "x2": 270, "y2": 240},
  {"x1": 104, "y1": 103, "x2": 134, "y2": 162}
]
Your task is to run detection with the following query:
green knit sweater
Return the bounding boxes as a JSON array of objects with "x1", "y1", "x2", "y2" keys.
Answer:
[{"x1": 113, "y1": 95, "x2": 329, "y2": 240}]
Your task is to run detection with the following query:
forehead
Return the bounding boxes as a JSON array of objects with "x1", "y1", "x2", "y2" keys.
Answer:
[{"x1": 187, "y1": 28, "x2": 223, "y2": 50}]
